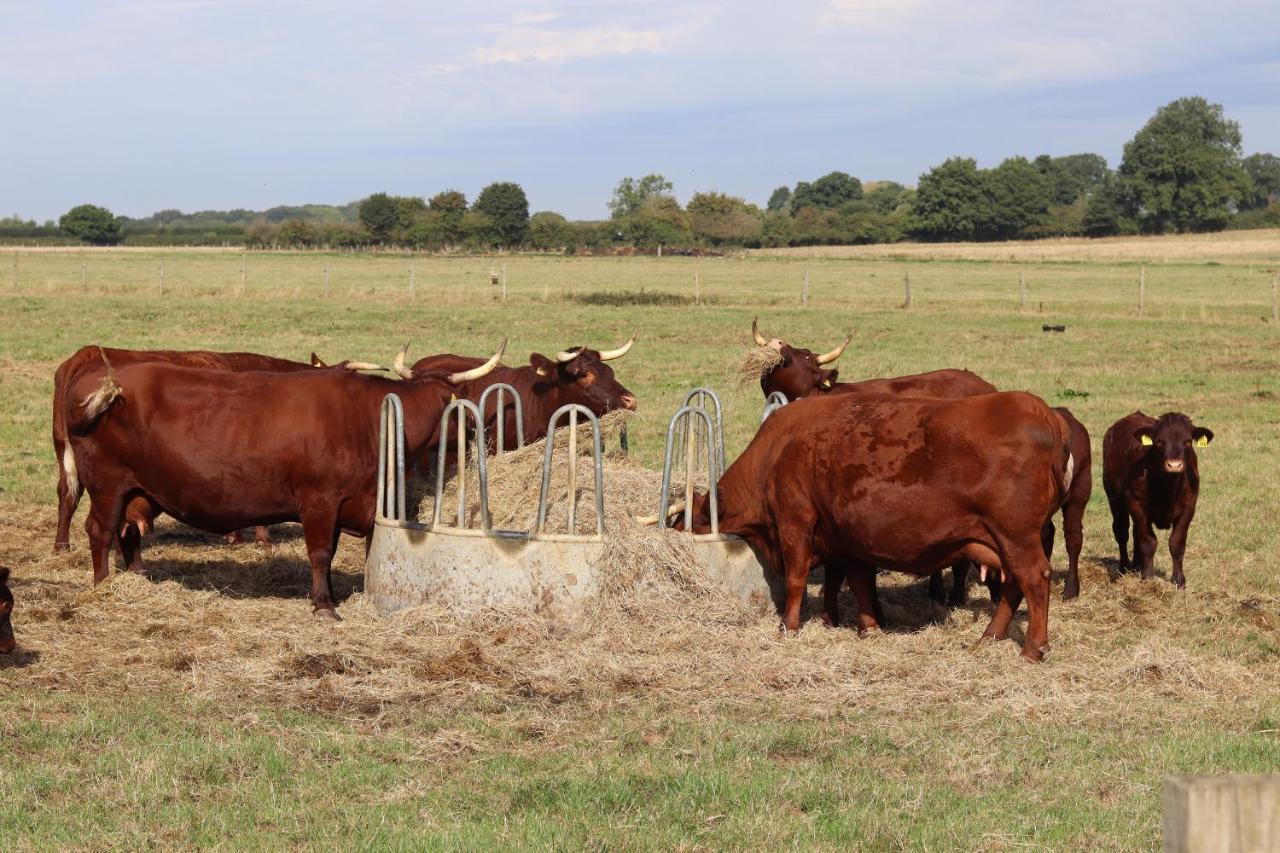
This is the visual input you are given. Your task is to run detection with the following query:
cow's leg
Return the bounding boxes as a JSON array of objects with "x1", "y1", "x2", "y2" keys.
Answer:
[
  {"x1": 1011, "y1": 546, "x2": 1052, "y2": 662},
  {"x1": 1167, "y1": 505, "x2": 1196, "y2": 590},
  {"x1": 928, "y1": 571, "x2": 946, "y2": 603},
  {"x1": 981, "y1": 576, "x2": 1022, "y2": 642},
  {"x1": 54, "y1": 452, "x2": 82, "y2": 554},
  {"x1": 253, "y1": 526, "x2": 274, "y2": 551},
  {"x1": 224, "y1": 530, "x2": 245, "y2": 546},
  {"x1": 1062, "y1": 502, "x2": 1085, "y2": 600},
  {"x1": 1107, "y1": 494, "x2": 1130, "y2": 572},
  {"x1": 948, "y1": 560, "x2": 971, "y2": 606},
  {"x1": 1132, "y1": 511, "x2": 1158, "y2": 581},
  {"x1": 118, "y1": 522, "x2": 143, "y2": 574},
  {"x1": 85, "y1": 495, "x2": 126, "y2": 585},
  {"x1": 847, "y1": 564, "x2": 880, "y2": 635},
  {"x1": 822, "y1": 559, "x2": 848, "y2": 627},
  {"x1": 300, "y1": 508, "x2": 342, "y2": 619},
  {"x1": 778, "y1": 524, "x2": 815, "y2": 633},
  {"x1": 1041, "y1": 518, "x2": 1056, "y2": 560}
]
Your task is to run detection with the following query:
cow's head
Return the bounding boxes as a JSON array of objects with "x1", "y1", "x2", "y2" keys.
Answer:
[
  {"x1": 1135, "y1": 413, "x2": 1213, "y2": 475},
  {"x1": 528, "y1": 333, "x2": 639, "y2": 416},
  {"x1": 0, "y1": 567, "x2": 15, "y2": 655},
  {"x1": 752, "y1": 318, "x2": 850, "y2": 401}
]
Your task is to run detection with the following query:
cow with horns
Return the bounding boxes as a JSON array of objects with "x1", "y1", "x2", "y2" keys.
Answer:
[
  {"x1": 684, "y1": 391, "x2": 1075, "y2": 661},
  {"x1": 52, "y1": 346, "x2": 386, "y2": 558},
  {"x1": 59, "y1": 341, "x2": 504, "y2": 616},
  {"x1": 402, "y1": 333, "x2": 640, "y2": 450}
]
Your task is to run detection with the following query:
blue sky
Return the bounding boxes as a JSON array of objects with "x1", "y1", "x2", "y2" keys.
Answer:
[{"x1": 3, "y1": 0, "x2": 1278, "y2": 221}]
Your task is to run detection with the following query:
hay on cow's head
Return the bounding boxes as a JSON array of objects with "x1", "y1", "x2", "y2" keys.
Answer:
[{"x1": 731, "y1": 346, "x2": 784, "y2": 388}]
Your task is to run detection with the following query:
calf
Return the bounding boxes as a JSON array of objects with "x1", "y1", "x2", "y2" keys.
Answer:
[
  {"x1": 0, "y1": 567, "x2": 14, "y2": 654},
  {"x1": 1103, "y1": 411, "x2": 1213, "y2": 588}
]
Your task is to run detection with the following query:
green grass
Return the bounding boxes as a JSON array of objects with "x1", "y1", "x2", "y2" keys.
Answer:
[{"x1": 2, "y1": 246, "x2": 1279, "y2": 849}]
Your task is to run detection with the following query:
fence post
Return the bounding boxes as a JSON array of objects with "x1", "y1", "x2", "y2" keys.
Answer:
[
  {"x1": 802, "y1": 269, "x2": 809, "y2": 309},
  {"x1": 239, "y1": 253, "x2": 247, "y2": 297},
  {"x1": 543, "y1": 277, "x2": 549, "y2": 302},
  {"x1": 12, "y1": 252, "x2": 17, "y2": 292},
  {"x1": 694, "y1": 266, "x2": 701, "y2": 305},
  {"x1": 1272, "y1": 274, "x2": 1278, "y2": 325},
  {"x1": 1138, "y1": 266, "x2": 1146, "y2": 316},
  {"x1": 501, "y1": 262, "x2": 507, "y2": 301},
  {"x1": 159, "y1": 261, "x2": 165, "y2": 296},
  {"x1": 903, "y1": 270, "x2": 912, "y2": 309},
  {"x1": 1019, "y1": 271, "x2": 1027, "y2": 311},
  {"x1": 1163, "y1": 775, "x2": 1280, "y2": 853},
  {"x1": 409, "y1": 265, "x2": 415, "y2": 298},
  {"x1": 81, "y1": 261, "x2": 86, "y2": 292},
  {"x1": 323, "y1": 263, "x2": 330, "y2": 296}
]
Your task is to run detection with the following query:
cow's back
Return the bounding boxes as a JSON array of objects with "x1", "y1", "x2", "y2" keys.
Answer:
[{"x1": 832, "y1": 368, "x2": 997, "y2": 400}]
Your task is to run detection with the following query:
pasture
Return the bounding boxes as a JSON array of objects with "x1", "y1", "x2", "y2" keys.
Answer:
[{"x1": 2, "y1": 238, "x2": 1279, "y2": 849}]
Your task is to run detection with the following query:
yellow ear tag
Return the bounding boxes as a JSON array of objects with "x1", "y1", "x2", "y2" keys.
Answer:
[
  {"x1": 450, "y1": 393, "x2": 456, "y2": 401},
  {"x1": 820, "y1": 378, "x2": 832, "y2": 388},
  {"x1": 536, "y1": 367, "x2": 547, "y2": 377},
  {"x1": 1140, "y1": 434, "x2": 1153, "y2": 446},
  {"x1": 1196, "y1": 435, "x2": 1208, "y2": 447}
]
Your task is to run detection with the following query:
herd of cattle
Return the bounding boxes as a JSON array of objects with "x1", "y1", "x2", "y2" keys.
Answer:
[{"x1": 0, "y1": 319, "x2": 1212, "y2": 662}]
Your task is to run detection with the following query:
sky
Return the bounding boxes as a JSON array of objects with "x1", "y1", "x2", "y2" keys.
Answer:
[{"x1": 2, "y1": 0, "x2": 1278, "y2": 222}]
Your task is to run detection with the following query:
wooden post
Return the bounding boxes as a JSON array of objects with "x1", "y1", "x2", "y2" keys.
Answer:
[
  {"x1": 239, "y1": 253, "x2": 246, "y2": 296},
  {"x1": 657, "y1": 244, "x2": 663, "y2": 258},
  {"x1": 694, "y1": 266, "x2": 701, "y2": 305},
  {"x1": 12, "y1": 252, "x2": 17, "y2": 291},
  {"x1": 409, "y1": 265, "x2": 415, "y2": 298},
  {"x1": 1163, "y1": 774, "x2": 1280, "y2": 853},
  {"x1": 1272, "y1": 274, "x2": 1278, "y2": 325},
  {"x1": 1138, "y1": 266, "x2": 1146, "y2": 316},
  {"x1": 323, "y1": 263, "x2": 330, "y2": 296},
  {"x1": 903, "y1": 270, "x2": 912, "y2": 309},
  {"x1": 159, "y1": 261, "x2": 165, "y2": 296},
  {"x1": 802, "y1": 269, "x2": 809, "y2": 309},
  {"x1": 543, "y1": 278, "x2": 549, "y2": 302},
  {"x1": 80, "y1": 261, "x2": 86, "y2": 292},
  {"x1": 501, "y1": 263, "x2": 507, "y2": 301},
  {"x1": 1019, "y1": 271, "x2": 1027, "y2": 311}
]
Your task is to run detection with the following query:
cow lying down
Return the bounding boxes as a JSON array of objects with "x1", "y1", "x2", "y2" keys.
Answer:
[{"x1": 685, "y1": 391, "x2": 1074, "y2": 661}]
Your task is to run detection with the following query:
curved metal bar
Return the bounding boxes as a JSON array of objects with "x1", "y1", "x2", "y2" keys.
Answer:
[
  {"x1": 431, "y1": 398, "x2": 491, "y2": 530},
  {"x1": 761, "y1": 390, "x2": 789, "y2": 423},
  {"x1": 376, "y1": 393, "x2": 406, "y2": 522},
  {"x1": 658, "y1": 405, "x2": 719, "y2": 535},
  {"x1": 678, "y1": 386, "x2": 726, "y2": 476},
  {"x1": 536, "y1": 404, "x2": 605, "y2": 536},
  {"x1": 478, "y1": 382, "x2": 524, "y2": 454}
]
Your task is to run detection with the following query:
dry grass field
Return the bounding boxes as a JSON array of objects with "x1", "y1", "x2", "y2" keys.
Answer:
[{"x1": 2, "y1": 236, "x2": 1279, "y2": 849}]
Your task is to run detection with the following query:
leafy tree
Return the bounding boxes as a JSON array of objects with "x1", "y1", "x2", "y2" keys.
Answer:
[
  {"x1": 429, "y1": 190, "x2": 467, "y2": 217},
  {"x1": 1035, "y1": 154, "x2": 1109, "y2": 205},
  {"x1": 686, "y1": 192, "x2": 764, "y2": 246},
  {"x1": 392, "y1": 196, "x2": 427, "y2": 229},
  {"x1": 981, "y1": 156, "x2": 1052, "y2": 240},
  {"x1": 608, "y1": 174, "x2": 675, "y2": 220},
  {"x1": 358, "y1": 193, "x2": 399, "y2": 243},
  {"x1": 278, "y1": 218, "x2": 317, "y2": 247},
  {"x1": 59, "y1": 204, "x2": 121, "y2": 245},
  {"x1": 1119, "y1": 96, "x2": 1244, "y2": 232},
  {"x1": 766, "y1": 186, "x2": 792, "y2": 213},
  {"x1": 791, "y1": 171, "x2": 862, "y2": 213},
  {"x1": 427, "y1": 190, "x2": 468, "y2": 245},
  {"x1": 623, "y1": 196, "x2": 691, "y2": 247},
  {"x1": 864, "y1": 181, "x2": 908, "y2": 214},
  {"x1": 1081, "y1": 173, "x2": 1135, "y2": 236},
  {"x1": 460, "y1": 210, "x2": 500, "y2": 249},
  {"x1": 472, "y1": 182, "x2": 530, "y2": 247},
  {"x1": 905, "y1": 157, "x2": 986, "y2": 241},
  {"x1": 527, "y1": 211, "x2": 572, "y2": 251},
  {"x1": 761, "y1": 211, "x2": 795, "y2": 247},
  {"x1": 1241, "y1": 153, "x2": 1280, "y2": 210}
]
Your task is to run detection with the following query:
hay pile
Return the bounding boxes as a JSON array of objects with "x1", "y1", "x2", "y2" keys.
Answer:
[{"x1": 731, "y1": 345, "x2": 783, "y2": 387}]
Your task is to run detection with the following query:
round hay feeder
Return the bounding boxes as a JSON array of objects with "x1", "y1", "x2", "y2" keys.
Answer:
[{"x1": 365, "y1": 388, "x2": 780, "y2": 622}]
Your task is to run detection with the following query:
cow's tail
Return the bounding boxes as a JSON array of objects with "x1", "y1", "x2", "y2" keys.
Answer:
[
  {"x1": 62, "y1": 444, "x2": 79, "y2": 496},
  {"x1": 71, "y1": 347, "x2": 123, "y2": 432}
]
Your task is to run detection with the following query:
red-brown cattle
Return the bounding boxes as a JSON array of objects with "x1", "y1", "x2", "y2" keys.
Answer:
[
  {"x1": 61, "y1": 344, "x2": 501, "y2": 614},
  {"x1": 51, "y1": 346, "x2": 382, "y2": 555},
  {"x1": 1047, "y1": 407, "x2": 1092, "y2": 600},
  {"x1": 1103, "y1": 411, "x2": 1212, "y2": 588},
  {"x1": 0, "y1": 567, "x2": 14, "y2": 655},
  {"x1": 751, "y1": 318, "x2": 998, "y2": 606},
  {"x1": 405, "y1": 334, "x2": 639, "y2": 449},
  {"x1": 686, "y1": 391, "x2": 1073, "y2": 661}
]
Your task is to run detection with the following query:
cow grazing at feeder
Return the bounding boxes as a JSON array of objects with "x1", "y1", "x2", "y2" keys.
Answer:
[
  {"x1": 59, "y1": 342, "x2": 503, "y2": 615},
  {"x1": 51, "y1": 346, "x2": 385, "y2": 556},
  {"x1": 405, "y1": 333, "x2": 639, "y2": 451},
  {"x1": 1103, "y1": 411, "x2": 1213, "y2": 588},
  {"x1": 749, "y1": 317, "x2": 999, "y2": 606},
  {"x1": 684, "y1": 391, "x2": 1074, "y2": 662},
  {"x1": 0, "y1": 567, "x2": 15, "y2": 655}
]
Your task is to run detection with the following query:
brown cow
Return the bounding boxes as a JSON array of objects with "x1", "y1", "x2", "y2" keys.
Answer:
[
  {"x1": 1047, "y1": 407, "x2": 1092, "y2": 600},
  {"x1": 1103, "y1": 411, "x2": 1213, "y2": 588},
  {"x1": 0, "y1": 567, "x2": 14, "y2": 655},
  {"x1": 750, "y1": 318, "x2": 998, "y2": 605},
  {"x1": 686, "y1": 391, "x2": 1073, "y2": 661},
  {"x1": 404, "y1": 334, "x2": 639, "y2": 449},
  {"x1": 61, "y1": 343, "x2": 502, "y2": 614},
  {"x1": 52, "y1": 346, "x2": 383, "y2": 555}
]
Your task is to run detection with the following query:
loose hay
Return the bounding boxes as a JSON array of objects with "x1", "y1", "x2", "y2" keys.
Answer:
[{"x1": 731, "y1": 346, "x2": 784, "y2": 388}]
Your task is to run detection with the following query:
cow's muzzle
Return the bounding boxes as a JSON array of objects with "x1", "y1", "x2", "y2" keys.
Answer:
[
  {"x1": 1164, "y1": 459, "x2": 1186, "y2": 474},
  {"x1": 620, "y1": 394, "x2": 638, "y2": 411}
]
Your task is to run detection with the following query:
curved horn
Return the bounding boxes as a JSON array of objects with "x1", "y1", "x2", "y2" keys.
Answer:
[
  {"x1": 342, "y1": 361, "x2": 387, "y2": 372},
  {"x1": 598, "y1": 331, "x2": 637, "y2": 362},
  {"x1": 448, "y1": 338, "x2": 507, "y2": 384},
  {"x1": 815, "y1": 332, "x2": 852, "y2": 365},
  {"x1": 393, "y1": 342, "x2": 413, "y2": 379},
  {"x1": 556, "y1": 345, "x2": 585, "y2": 364},
  {"x1": 751, "y1": 317, "x2": 768, "y2": 347}
]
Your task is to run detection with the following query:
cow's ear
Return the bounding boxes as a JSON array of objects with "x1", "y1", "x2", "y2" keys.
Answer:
[
  {"x1": 310, "y1": 352, "x2": 325, "y2": 368},
  {"x1": 1136, "y1": 427, "x2": 1155, "y2": 447},
  {"x1": 529, "y1": 354, "x2": 555, "y2": 378},
  {"x1": 1192, "y1": 427, "x2": 1214, "y2": 448},
  {"x1": 0, "y1": 566, "x2": 9, "y2": 584}
]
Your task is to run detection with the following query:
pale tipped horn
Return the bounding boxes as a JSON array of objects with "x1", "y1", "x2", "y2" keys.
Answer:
[
  {"x1": 751, "y1": 317, "x2": 768, "y2": 347},
  {"x1": 393, "y1": 342, "x2": 413, "y2": 379},
  {"x1": 815, "y1": 332, "x2": 852, "y2": 365},
  {"x1": 342, "y1": 361, "x2": 387, "y2": 372},
  {"x1": 598, "y1": 331, "x2": 637, "y2": 362},
  {"x1": 556, "y1": 345, "x2": 585, "y2": 363},
  {"x1": 449, "y1": 338, "x2": 507, "y2": 384}
]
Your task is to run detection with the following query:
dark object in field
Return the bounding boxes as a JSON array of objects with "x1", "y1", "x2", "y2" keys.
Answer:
[
  {"x1": 1042, "y1": 324, "x2": 1067, "y2": 333},
  {"x1": 749, "y1": 317, "x2": 997, "y2": 607},
  {"x1": 0, "y1": 566, "x2": 14, "y2": 654},
  {"x1": 571, "y1": 289, "x2": 699, "y2": 307},
  {"x1": 57, "y1": 342, "x2": 503, "y2": 617},
  {"x1": 51, "y1": 346, "x2": 386, "y2": 560},
  {"x1": 407, "y1": 334, "x2": 638, "y2": 458},
  {"x1": 684, "y1": 391, "x2": 1074, "y2": 662},
  {"x1": 1103, "y1": 411, "x2": 1213, "y2": 588}
]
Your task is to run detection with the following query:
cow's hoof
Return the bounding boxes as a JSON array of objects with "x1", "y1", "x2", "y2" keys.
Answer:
[
  {"x1": 313, "y1": 608, "x2": 342, "y2": 622},
  {"x1": 1020, "y1": 645, "x2": 1048, "y2": 663}
]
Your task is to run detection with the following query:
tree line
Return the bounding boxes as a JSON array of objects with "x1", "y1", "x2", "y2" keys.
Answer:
[{"x1": 8, "y1": 96, "x2": 1278, "y2": 250}]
